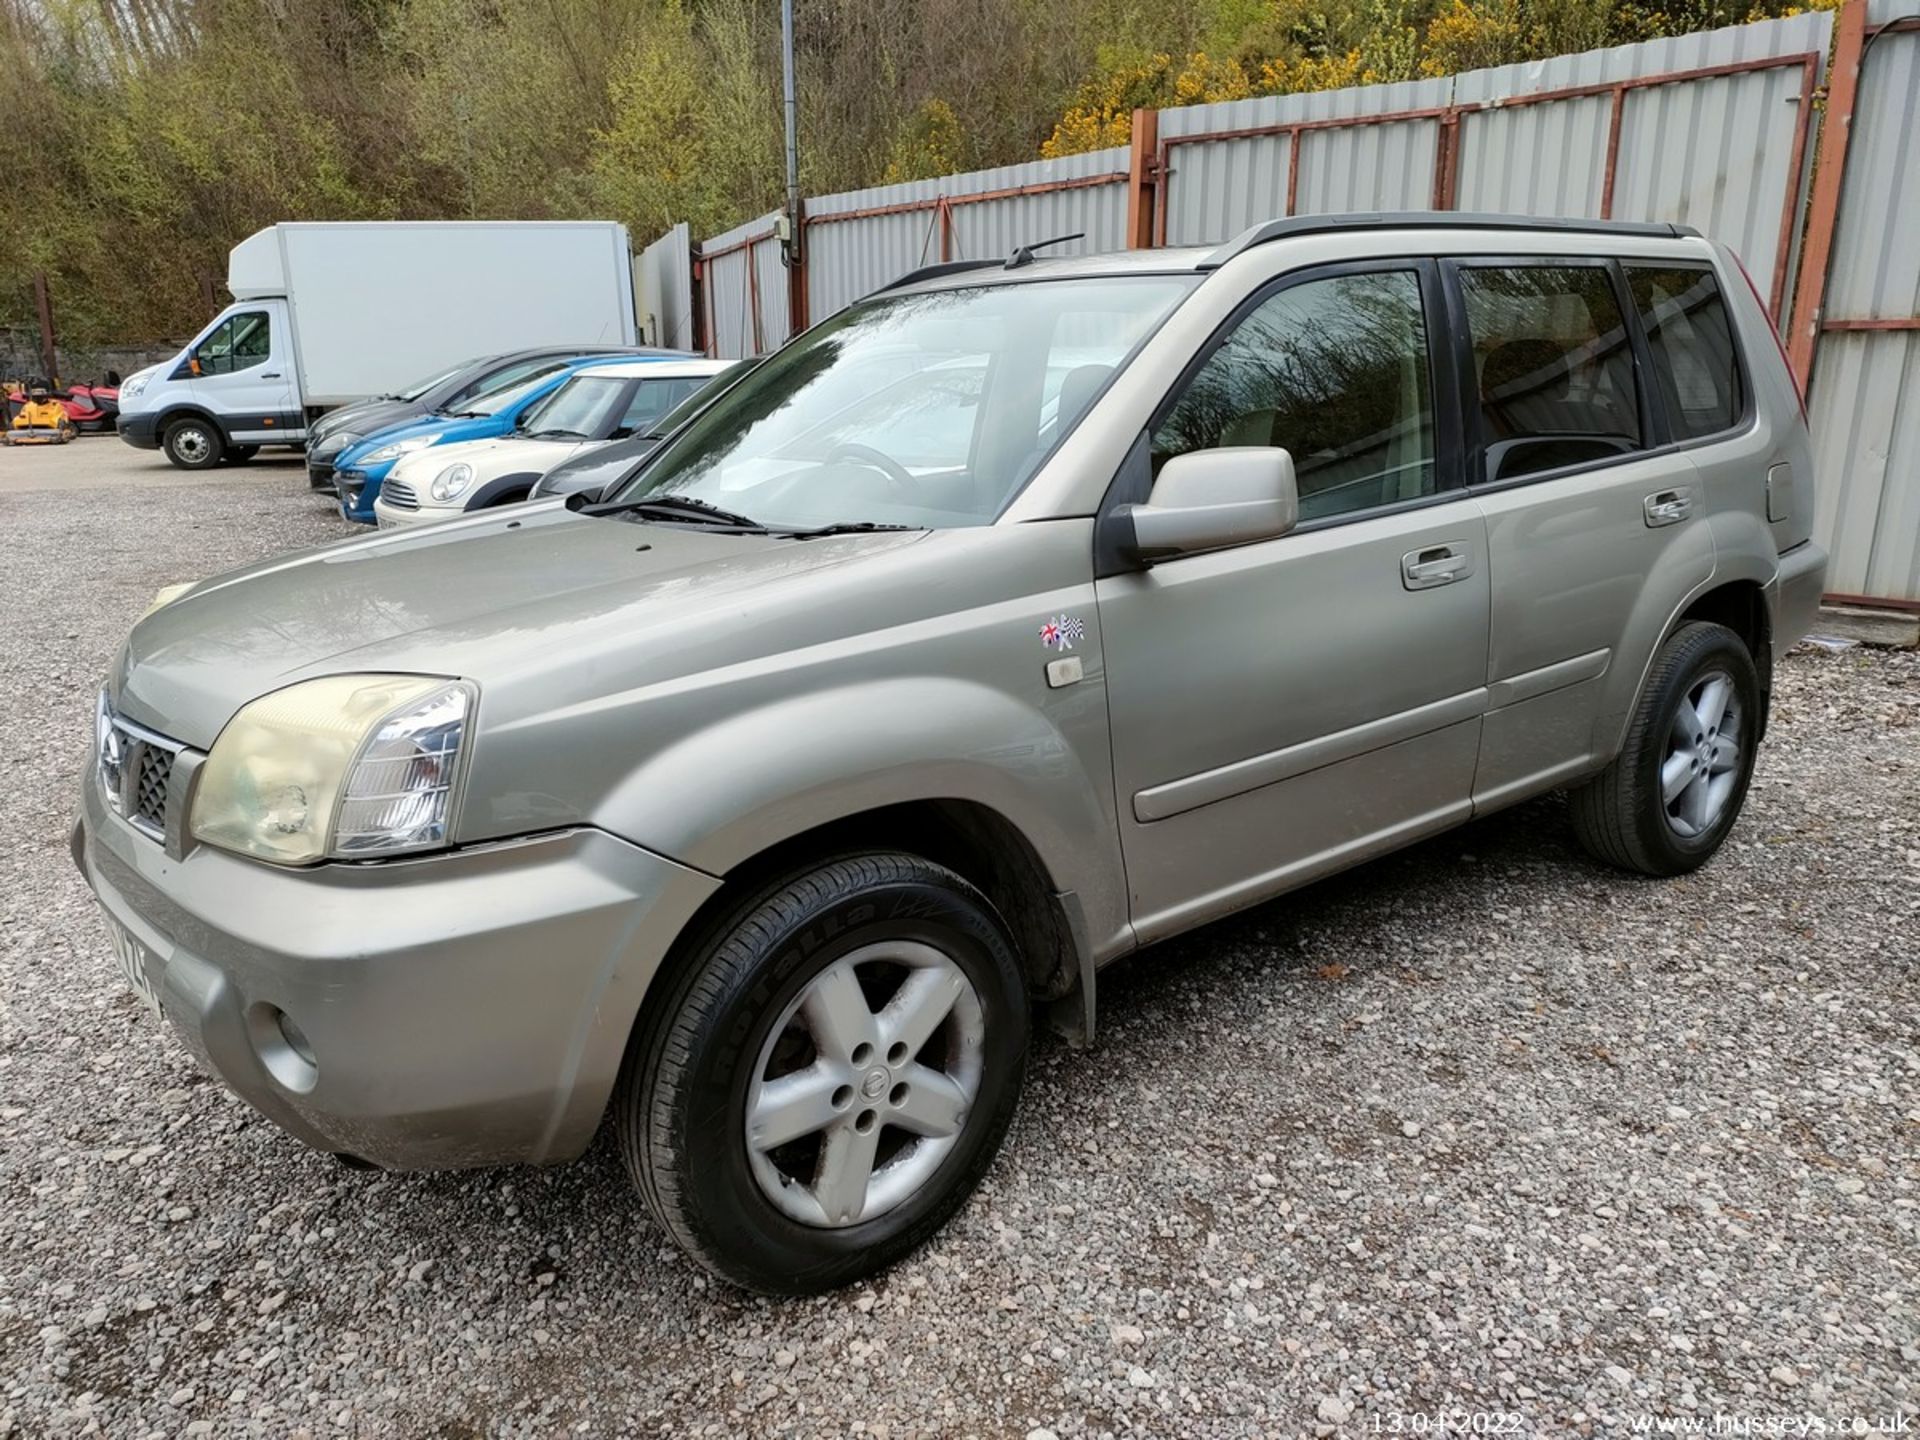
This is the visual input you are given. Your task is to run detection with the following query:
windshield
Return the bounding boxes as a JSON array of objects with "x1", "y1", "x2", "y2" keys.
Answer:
[
  {"x1": 608, "y1": 277, "x2": 1195, "y2": 529},
  {"x1": 465, "y1": 369, "x2": 563, "y2": 417},
  {"x1": 521, "y1": 374, "x2": 626, "y2": 438},
  {"x1": 640, "y1": 362, "x2": 750, "y2": 441},
  {"x1": 397, "y1": 358, "x2": 477, "y2": 402}
]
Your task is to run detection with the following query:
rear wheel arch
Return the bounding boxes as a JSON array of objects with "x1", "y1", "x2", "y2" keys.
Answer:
[{"x1": 1666, "y1": 578, "x2": 1773, "y2": 740}]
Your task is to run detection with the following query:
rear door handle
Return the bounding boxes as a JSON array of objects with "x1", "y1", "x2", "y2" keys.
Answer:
[
  {"x1": 1644, "y1": 489, "x2": 1693, "y2": 527},
  {"x1": 1402, "y1": 542, "x2": 1473, "y2": 590}
]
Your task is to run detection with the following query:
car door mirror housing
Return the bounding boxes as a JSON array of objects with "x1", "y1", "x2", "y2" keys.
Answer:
[{"x1": 1115, "y1": 447, "x2": 1300, "y2": 564}]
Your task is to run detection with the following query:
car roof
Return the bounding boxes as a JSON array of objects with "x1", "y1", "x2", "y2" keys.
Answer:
[
  {"x1": 489, "y1": 344, "x2": 695, "y2": 363},
  {"x1": 571, "y1": 358, "x2": 736, "y2": 380},
  {"x1": 881, "y1": 211, "x2": 1704, "y2": 296}
]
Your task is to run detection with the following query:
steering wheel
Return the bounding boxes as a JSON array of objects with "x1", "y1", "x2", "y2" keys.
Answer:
[{"x1": 826, "y1": 442, "x2": 915, "y2": 497}]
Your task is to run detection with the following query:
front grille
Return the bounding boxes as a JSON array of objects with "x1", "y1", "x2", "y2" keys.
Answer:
[
  {"x1": 97, "y1": 695, "x2": 187, "y2": 845},
  {"x1": 134, "y1": 746, "x2": 173, "y2": 833},
  {"x1": 383, "y1": 478, "x2": 419, "y2": 510}
]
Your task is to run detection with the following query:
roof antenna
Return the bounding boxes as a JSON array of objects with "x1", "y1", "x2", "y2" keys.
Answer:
[{"x1": 1005, "y1": 232, "x2": 1086, "y2": 270}]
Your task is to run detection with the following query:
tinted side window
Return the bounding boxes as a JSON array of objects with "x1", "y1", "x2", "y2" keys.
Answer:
[
  {"x1": 1153, "y1": 270, "x2": 1437, "y2": 522},
  {"x1": 1627, "y1": 265, "x2": 1743, "y2": 440},
  {"x1": 1459, "y1": 265, "x2": 1643, "y2": 483}
]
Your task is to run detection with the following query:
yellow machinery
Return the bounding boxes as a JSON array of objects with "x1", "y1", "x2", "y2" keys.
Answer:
[{"x1": 4, "y1": 383, "x2": 76, "y2": 445}]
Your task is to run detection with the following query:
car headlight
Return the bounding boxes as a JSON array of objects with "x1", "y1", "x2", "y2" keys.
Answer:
[
  {"x1": 120, "y1": 372, "x2": 150, "y2": 398},
  {"x1": 362, "y1": 436, "x2": 433, "y2": 465},
  {"x1": 429, "y1": 463, "x2": 473, "y2": 502},
  {"x1": 316, "y1": 431, "x2": 359, "y2": 457},
  {"x1": 143, "y1": 582, "x2": 194, "y2": 617},
  {"x1": 190, "y1": 674, "x2": 474, "y2": 865}
]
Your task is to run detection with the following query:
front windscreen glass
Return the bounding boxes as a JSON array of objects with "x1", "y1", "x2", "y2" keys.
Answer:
[
  {"x1": 398, "y1": 359, "x2": 476, "y2": 402},
  {"x1": 465, "y1": 367, "x2": 566, "y2": 417},
  {"x1": 607, "y1": 277, "x2": 1195, "y2": 530},
  {"x1": 521, "y1": 375, "x2": 627, "y2": 439}
]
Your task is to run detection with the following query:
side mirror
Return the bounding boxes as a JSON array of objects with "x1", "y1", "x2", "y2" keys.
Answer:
[
  {"x1": 1116, "y1": 447, "x2": 1299, "y2": 564},
  {"x1": 188, "y1": 358, "x2": 201, "y2": 378}
]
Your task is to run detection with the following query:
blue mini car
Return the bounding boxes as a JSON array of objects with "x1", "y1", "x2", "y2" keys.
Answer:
[{"x1": 331, "y1": 353, "x2": 652, "y2": 524}]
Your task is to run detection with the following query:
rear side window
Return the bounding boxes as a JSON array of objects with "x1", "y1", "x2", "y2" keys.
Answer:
[
  {"x1": 1626, "y1": 265, "x2": 1744, "y2": 440},
  {"x1": 1458, "y1": 265, "x2": 1644, "y2": 483}
]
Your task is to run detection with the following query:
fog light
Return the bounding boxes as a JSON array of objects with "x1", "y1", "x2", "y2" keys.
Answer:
[
  {"x1": 276, "y1": 1009, "x2": 316, "y2": 1067},
  {"x1": 248, "y1": 1002, "x2": 319, "y2": 1093}
]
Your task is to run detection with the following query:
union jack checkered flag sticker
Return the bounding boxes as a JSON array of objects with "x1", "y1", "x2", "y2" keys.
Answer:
[{"x1": 1039, "y1": 615, "x2": 1085, "y2": 651}]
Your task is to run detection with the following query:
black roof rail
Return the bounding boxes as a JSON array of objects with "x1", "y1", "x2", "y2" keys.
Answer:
[
  {"x1": 869, "y1": 258, "x2": 1002, "y2": 296},
  {"x1": 1199, "y1": 211, "x2": 1702, "y2": 270}
]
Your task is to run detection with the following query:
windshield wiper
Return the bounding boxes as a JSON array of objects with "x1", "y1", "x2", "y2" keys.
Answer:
[
  {"x1": 785, "y1": 521, "x2": 924, "y2": 539},
  {"x1": 599, "y1": 495, "x2": 769, "y2": 530},
  {"x1": 528, "y1": 428, "x2": 587, "y2": 440}
]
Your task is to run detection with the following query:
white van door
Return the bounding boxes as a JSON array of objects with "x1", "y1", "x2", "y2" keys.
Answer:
[{"x1": 184, "y1": 300, "x2": 302, "y2": 444}]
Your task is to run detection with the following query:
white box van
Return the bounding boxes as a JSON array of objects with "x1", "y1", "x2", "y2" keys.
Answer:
[{"x1": 114, "y1": 222, "x2": 642, "y2": 469}]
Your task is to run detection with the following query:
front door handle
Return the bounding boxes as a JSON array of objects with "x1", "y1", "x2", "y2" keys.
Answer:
[
  {"x1": 260, "y1": 371, "x2": 282, "y2": 379},
  {"x1": 1644, "y1": 489, "x2": 1693, "y2": 527},
  {"x1": 1402, "y1": 542, "x2": 1473, "y2": 590}
]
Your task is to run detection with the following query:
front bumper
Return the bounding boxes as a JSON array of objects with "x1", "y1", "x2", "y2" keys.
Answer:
[
  {"x1": 116, "y1": 411, "x2": 161, "y2": 449},
  {"x1": 73, "y1": 772, "x2": 719, "y2": 1169},
  {"x1": 306, "y1": 448, "x2": 341, "y2": 490},
  {"x1": 334, "y1": 466, "x2": 382, "y2": 525},
  {"x1": 372, "y1": 494, "x2": 449, "y2": 529}
]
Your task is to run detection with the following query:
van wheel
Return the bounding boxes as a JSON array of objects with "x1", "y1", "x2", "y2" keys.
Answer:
[
  {"x1": 1570, "y1": 621, "x2": 1760, "y2": 876},
  {"x1": 162, "y1": 418, "x2": 221, "y2": 470},
  {"x1": 221, "y1": 444, "x2": 259, "y2": 464},
  {"x1": 615, "y1": 853, "x2": 1029, "y2": 1295}
]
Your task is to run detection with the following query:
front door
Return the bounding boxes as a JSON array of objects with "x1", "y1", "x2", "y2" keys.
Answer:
[
  {"x1": 187, "y1": 303, "x2": 299, "y2": 443},
  {"x1": 1096, "y1": 262, "x2": 1491, "y2": 944}
]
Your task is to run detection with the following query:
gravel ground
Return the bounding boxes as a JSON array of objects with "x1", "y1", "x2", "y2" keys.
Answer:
[{"x1": 1, "y1": 443, "x2": 1915, "y2": 1438}]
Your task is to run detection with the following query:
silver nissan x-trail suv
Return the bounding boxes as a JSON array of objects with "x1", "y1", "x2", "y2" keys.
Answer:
[{"x1": 75, "y1": 214, "x2": 1827, "y2": 1293}]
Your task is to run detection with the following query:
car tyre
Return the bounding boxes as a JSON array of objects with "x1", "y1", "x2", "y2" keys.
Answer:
[
  {"x1": 162, "y1": 417, "x2": 221, "y2": 470},
  {"x1": 1569, "y1": 620, "x2": 1761, "y2": 876},
  {"x1": 615, "y1": 852, "x2": 1029, "y2": 1295},
  {"x1": 222, "y1": 444, "x2": 259, "y2": 464}
]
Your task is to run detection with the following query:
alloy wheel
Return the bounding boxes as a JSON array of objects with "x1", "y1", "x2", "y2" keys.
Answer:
[
  {"x1": 1661, "y1": 669, "x2": 1743, "y2": 838},
  {"x1": 744, "y1": 940, "x2": 985, "y2": 1228}
]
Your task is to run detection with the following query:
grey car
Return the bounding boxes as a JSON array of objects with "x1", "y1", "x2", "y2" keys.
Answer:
[{"x1": 74, "y1": 213, "x2": 1827, "y2": 1294}]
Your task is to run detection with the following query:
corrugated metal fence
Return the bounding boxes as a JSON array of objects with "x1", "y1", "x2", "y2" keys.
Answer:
[
  {"x1": 804, "y1": 147, "x2": 1133, "y2": 319},
  {"x1": 1805, "y1": 0, "x2": 1920, "y2": 603},
  {"x1": 700, "y1": 211, "x2": 789, "y2": 360},
  {"x1": 682, "y1": 2, "x2": 1920, "y2": 603}
]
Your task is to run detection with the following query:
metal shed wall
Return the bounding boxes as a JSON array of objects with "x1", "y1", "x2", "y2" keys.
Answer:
[{"x1": 634, "y1": 223, "x2": 693, "y2": 351}]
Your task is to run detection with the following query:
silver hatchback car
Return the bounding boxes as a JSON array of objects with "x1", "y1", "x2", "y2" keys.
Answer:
[{"x1": 75, "y1": 213, "x2": 1827, "y2": 1293}]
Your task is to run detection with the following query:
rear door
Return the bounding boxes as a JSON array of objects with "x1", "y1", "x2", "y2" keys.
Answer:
[
  {"x1": 1097, "y1": 261, "x2": 1492, "y2": 944},
  {"x1": 1452, "y1": 258, "x2": 1716, "y2": 811}
]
